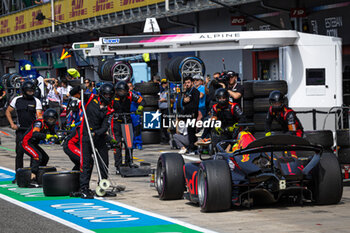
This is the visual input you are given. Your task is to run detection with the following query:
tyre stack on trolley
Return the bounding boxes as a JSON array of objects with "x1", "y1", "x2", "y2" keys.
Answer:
[{"x1": 134, "y1": 82, "x2": 162, "y2": 144}]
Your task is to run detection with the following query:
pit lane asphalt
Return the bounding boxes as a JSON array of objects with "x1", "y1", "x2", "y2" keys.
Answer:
[{"x1": 1, "y1": 127, "x2": 350, "y2": 233}]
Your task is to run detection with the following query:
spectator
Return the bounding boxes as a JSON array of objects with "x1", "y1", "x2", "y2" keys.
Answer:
[
  {"x1": 44, "y1": 77, "x2": 61, "y2": 127},
  {"x1": 158, "y1": 79, "x2": 174, "y2": 145},
  {"x1": 152, "y1": 75, "x2": 161, "y2": 84},
  {"x1": 226, "y1": 71, "x2": 243, "y2": 105},
  {"x1": 174, "y1": 118, "x2": 189, "y2": 154},
  {"x1": 193, "y1": 74, "x2": 206, "y2": 118},
  {"x1": 84, "y1": 79, "x2": 97, "y2": 94},
  {"x1": 181, "y1": 76, "x2": 200, "y2": 154},
  {"x1": 57, "y1": 79, "x2": 72, "y2": 106},
  {"x1": 91, "y1": 81, "x2": 96, "y2": 89}
]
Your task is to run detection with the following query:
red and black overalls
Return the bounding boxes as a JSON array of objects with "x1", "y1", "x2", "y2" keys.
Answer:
[
  {"x1": 110, "y1": 91, "x2": 144, "y2": 169},
  {"x1": 211, "y1": 102, "x2": 245, "y2": 146},
  {"x1": 265, "y1": 106, "x2": 304, "y2": 137},
  {"x1": 21, "y1": 119, "x2": 50, "y2": 175},
  {"x1": 79, "y1": 94, "x2": 111, "y2": 190}
]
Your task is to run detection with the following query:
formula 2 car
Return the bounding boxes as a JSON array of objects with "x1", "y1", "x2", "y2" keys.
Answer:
[{"x1": 155, "y1": 130, "x2": 343, "y2": 212}]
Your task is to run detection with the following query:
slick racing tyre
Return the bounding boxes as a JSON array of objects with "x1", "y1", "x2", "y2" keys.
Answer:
[
  {"x1": 98, "y1": 59, "x2": 133, "y2": 82},
  {"x1": 253, "y1": 113, "x2": 282, "y2": 131},
  {"x1": 336, "y1": 129, "x2": 350, "y2": 147},
  {"x1": 338, "y1": 147, "x2": 350, "y2": 164},
  {"x1": 243, "y1": 81, "x2": 254, "y2": 100},
  {"x1": 142, "y1": 95, "x2": 159, "y2": 107},
  {"x1": 252, "y1": 80, "x2": 288, "y2": 97},
  {"x1": 134, "y1": 82, "x2": 160, "y2": 95},
  {"x1": 166, "y1": 56, "x2": 205, "y2": 81},
  {"x1": 37, "y1": 166, "x2": 57, "y2": 185},
  {"x1": 304, "y1": 130, "x2": 334, "y2": 149},
  {"x1": 16, "y1": 166, "x2": 56, "y2": 187},
  {"x1": 16, "y1": 167, "x2": 32, "y2": 188},
  {"x1": 43, "y1": 171, "x2": 80, "y2": 196},
  {"x1": 198, "y1": 160, "x2": 232, "y2": 212},
  {"x1": 253, "y1": 97, "x2": 288, "y2": 112},
  {"x1": 312, "y1": 153, "x2": 343, "y2": 205},
  {"x1": 156, "y1": 153, "x2": 185, "y2": 200}
]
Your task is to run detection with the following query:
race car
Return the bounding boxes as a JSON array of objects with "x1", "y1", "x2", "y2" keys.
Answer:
[{"x1": 155, "y1": 128, "x2": 343, "y2": 212}]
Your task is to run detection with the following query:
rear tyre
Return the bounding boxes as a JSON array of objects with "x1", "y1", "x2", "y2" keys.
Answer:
[
  {"x1": 156, "y1": 153, "x2": 185, "y2": 200},
  {"x1": 313, "y1": 153, "x2": 343, "y2": 205},
  {"x1": 43, "y1": 171, "x2": 80, "y2": 196},
  {"x1": 198, "y1": 160, "x2": 232, "y2": 212},
  {"x1": 16, "y1": 167, "x2": 32, "y2": 188}
]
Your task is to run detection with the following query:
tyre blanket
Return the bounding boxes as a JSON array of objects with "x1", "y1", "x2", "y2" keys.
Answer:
[{"x1": 0, "y1": 166, "x2": 213, "y2": 233}]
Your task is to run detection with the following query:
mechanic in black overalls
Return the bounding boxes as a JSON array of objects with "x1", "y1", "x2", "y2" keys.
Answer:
[
  {"x1": 69, "y1": 84, "x2": 114, "y2": 199},
  {"x1": 265, "y1": 90, "x2": 304, "y2": 137},
  {"x1": 211, "y1": 88, "x2": 246, "y2": 147},
  {"x1": 5, "y1": 81, "x2": 43, "y2": 183},
  {"x1": 21, "y1": 108, "x2": 58, "y2": 187},
  {"x1": 111, "y1": 81, "x2": 145, "y2": 174}
]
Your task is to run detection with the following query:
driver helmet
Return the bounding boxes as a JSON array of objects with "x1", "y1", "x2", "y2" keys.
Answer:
[
  {"x1": 99, "y1": 83, "x2": 115, "y2": 105},
  {"x1": 215, "y1": 88, "x2": 229, "y2": 107},
  {"x1": 269, "y1": 90, "x2": 285, "y2": 112},
  {"x1": 43, "y1": 108, "x2": 58, "y2": 128},
  {"x1": 115, "y1": 81, "x2": 129, "y2": 98}
]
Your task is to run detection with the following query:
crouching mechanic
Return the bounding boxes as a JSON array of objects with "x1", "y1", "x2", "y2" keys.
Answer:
[
  {"x1": 265, "y1": 90, "x2": 304, "y2": 137},
  {"x1": 70, "y1": 83, "x2": 115, "y2": 199},
  {"x1": 63, "y1": 99, "x2": 82, "y2": 171},
  {"x1": 21, "y1": 109, "x2": 58, "y2": 187},
  {"x1": 111, "y1": 81, "x2": 145, "y2": 174},
  {"x1": 211, "y1": 88, "x2": 246, "y2": 147}
]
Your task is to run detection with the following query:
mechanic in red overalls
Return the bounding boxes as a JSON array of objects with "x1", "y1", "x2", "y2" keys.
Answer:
[
  {"x1": 21, "y1": 108, "x2": 58, "y2": 187},
  {"x1": 62, "y1": 99, "x2": 82, "y2": 171},
  {"x1": 265, "y1": 90, "x2": 304, "y2": 137},
  {"x1": 110, "y1": 81, "x2": 145, "y2": 174}
]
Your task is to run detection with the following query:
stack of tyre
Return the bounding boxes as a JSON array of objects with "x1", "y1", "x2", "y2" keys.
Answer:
[
  {"x1": 336, "y1": 129, "x2": 350, "y2": 167},
  {"x1": 134, "y1": 82, "x2": 161, "y2": 144},
  {"x1": 165, "y1": 56, "x2": 205, "y2": 82},
  {"x1": 243, "y1": 80, "x2": 288, "y2": 139}
]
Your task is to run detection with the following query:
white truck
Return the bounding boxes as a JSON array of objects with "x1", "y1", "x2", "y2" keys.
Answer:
[{"x1": 72, "y1": 30, "x2": 343, "y2": 131}]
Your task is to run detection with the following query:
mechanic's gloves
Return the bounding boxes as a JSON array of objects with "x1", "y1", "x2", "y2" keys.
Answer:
[
  {"x1": 110, "y1": 139, "x2": 118, "y2": 146},
  {"x1": 136, "y1": 105, "x2": 144, "y2": 115},
  {"x1": 227, "y1": 123, "x2": 239, "y2": 132},
  {"x1": 215, "y1": 127, "x2": 224, "y2": 135},
  {"x1": 70, "y1": 123, "x2": 76, "y2": 128},
  {"x1": 265, "y1": 131, "x2": 272, "y2": 137},
  {"x1": 46, "y1": 134, "x2": 58, "y2": 140}
]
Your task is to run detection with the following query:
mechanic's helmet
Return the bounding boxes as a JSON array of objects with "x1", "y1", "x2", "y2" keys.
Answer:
[
  {"x1": 21, "y1": 81, "x2": 35, "y2": 99},
  {"x1": 215, "y1": 88, "x2": 229, "y2": 107},
  {"x1": 68, "y1": 99, "x2": 79, "y2": 112},
  {"x1": 115, "y1": 81, "x2": 129, "y2": 98},
  {"x1": 67, "y1": 68, "x2": 80, "y2": 79},
  {"x1": 43, "y1": 108, "x2": 58, "y2": 128},
  {"x1": 100, "y1": 83, "x2": 115, "y2": 105},
  {"x1": 269, "y1": 90, "x2": 285, "y2": 112}
]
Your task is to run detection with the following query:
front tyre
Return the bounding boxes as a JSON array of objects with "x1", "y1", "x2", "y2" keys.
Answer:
[{"x1": 156, "y1": 153, "x2": 185, "y2": 200}]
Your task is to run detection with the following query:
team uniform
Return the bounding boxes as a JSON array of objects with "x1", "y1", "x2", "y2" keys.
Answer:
[
  {"x1": 211, "y1": 101, "x2": 245, "y2": 145},
  {"x1": 110, "y1": 91, "x2": 145, "y2": 170},
  {"x1": 21, "y1": 119, "x2": 53, "y2": 176},
  {"x1": 265, "y1": 106, "x2": 304, "y2": 137},
  {"x1": 10, "y1": 95, "x2": 42, "y2": 171},
  {"x1": 79, "y1": 93, "x2": 111, "y2": 191}
]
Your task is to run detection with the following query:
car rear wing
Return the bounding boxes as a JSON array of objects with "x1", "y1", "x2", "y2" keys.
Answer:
[{"x1": 231, "y1": 135, "x2": 323, "y2": 156}]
